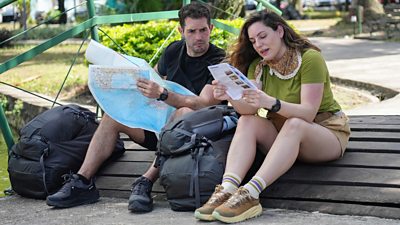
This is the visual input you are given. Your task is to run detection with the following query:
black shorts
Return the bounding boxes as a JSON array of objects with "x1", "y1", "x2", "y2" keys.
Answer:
[{"x1": 139, "y1": 130, "x2": 158, "y2": 150}]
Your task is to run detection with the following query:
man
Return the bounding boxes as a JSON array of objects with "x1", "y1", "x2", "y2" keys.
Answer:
[{"x1": 46, "y1": 2, "x2": 225, "y2": 213}]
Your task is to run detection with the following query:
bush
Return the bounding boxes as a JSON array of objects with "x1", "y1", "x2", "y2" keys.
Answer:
[
  {"x1": 0, "y1": 28, "x2": 13, "y2": 47},
  {"x1": 98, "y1": 19, "x2": 244, "y2": 66},
  {"x1": 11, "y1": 25, "x2": 85, "y2": 41}
]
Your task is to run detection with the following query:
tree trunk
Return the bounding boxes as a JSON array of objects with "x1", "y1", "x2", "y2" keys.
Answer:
[
  {"x1": 356, "y1": 0, "x2": 385, "y2": 21},
  {"x1": 58, "y1": 0, "x2": 67, "y2": 24}
]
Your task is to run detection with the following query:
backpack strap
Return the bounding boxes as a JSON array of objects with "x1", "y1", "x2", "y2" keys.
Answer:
[
  {"x1": 172, "y1": 128, "x2": 199, "y2": 154},
  {"x1": 189, "y1": 138, "x2": 210, "y2": 208},
  {"x1": 39, "y1": 147, "x2": 50, "y2": 195}
]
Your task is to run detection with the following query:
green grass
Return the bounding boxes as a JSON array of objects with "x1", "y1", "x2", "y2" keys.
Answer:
[
  {"x1": 0, "y1": 137, "x2": 10, "y2": 198},
  {"x1": 0, "y1": 43, "x2": 89, "y2": 99}
]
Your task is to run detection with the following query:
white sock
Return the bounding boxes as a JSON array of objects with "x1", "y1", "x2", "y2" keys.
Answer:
[
  {"x1": 221, "y1": 172, "x2": 241, "y2": 194},
  {"x1": 243, "y1": 176, "x2": 267, "y2": 199}
]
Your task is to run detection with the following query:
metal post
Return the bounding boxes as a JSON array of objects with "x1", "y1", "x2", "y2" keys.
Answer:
[
  {"x1": 357, "y1": 5, "x2": 363, "y2": 34},
  {"x1": 87, "y1": 0, "x2": 99, "y2": 41},
  {"x1": 256, "y1": 0, "x2": 282, "y2": 16},
  {"x1": 0, "y1": 103, "x2": 14, "y2": 150},
  {"x1": 23, "y1": 0, "x2": 27, "y2": 37}
]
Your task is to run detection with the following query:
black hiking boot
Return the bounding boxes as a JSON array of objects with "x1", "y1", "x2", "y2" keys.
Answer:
[
  {"x1": 46, "y1": 173, "x2": 99, "y2": 208},
  {"x1": 128, "y1": 176, "x2": 153, "y2": 213}
]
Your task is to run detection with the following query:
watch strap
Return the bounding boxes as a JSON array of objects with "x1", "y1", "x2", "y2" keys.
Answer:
[
  {"x1": 157, "y1": 88, "x2": 169, "y2": 101},
  {"x1": 269, "y1": 98, "x2": 281, "y2": 113}
]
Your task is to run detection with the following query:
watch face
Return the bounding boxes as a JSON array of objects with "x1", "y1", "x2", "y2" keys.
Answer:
[
  {"x1": 159, "y1": 93, "x2": 167, "y2": 101},
  {"x1": 158, "y1": 88, "x2": 168, "y2": 101}
]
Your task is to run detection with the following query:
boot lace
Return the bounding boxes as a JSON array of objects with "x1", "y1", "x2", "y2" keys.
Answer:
[{"x1": 224, "y1": 187, "x2": 252, "y2": 208}]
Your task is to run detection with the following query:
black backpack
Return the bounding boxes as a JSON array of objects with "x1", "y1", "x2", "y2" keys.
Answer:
[
  {"x1": 7, "y1": 104, "x2": 125, "y2": 199},
  {"x1": 157, "y1": 105, "x2": 238, "y2": 211}
]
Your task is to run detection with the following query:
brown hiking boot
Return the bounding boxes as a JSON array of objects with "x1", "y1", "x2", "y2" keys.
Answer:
[
  {"x1": 194, "y1": 185, "x2": 232, "y2": 221},
  {"x1": 212, "y1": 187, "x2": 262, "y2": 223}
]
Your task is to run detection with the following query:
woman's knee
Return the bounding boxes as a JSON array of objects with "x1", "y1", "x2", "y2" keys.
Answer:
[
  {"x1": 280, "y1": 117, "x2": 309, "y2": 135},
  {"x1": 237, "y1": 115, "x2": 259, "y2": 128},
  {"x1": 236, "y1": 115, "x2": 267, "y2": 135}
]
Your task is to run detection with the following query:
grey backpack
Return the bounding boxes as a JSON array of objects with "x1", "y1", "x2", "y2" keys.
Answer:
[{"x1": 156, "y1": 105, "x2": 238, "y2": 211}]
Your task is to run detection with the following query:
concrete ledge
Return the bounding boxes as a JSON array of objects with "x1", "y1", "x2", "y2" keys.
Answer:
[{"x1": 0, "y1": 84, "x2": 96, "y2": 131}]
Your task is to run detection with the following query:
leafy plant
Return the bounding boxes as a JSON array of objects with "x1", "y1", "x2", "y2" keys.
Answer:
[
  {"x1": 98, "y1": 19, "x2": 244, "y2": 66},
  {"x1": 0, "y1": 29, "x2": 12, "y2": 47},
  {"x1": 11, "y1": 25, "x2": 85, "y2": 41}
]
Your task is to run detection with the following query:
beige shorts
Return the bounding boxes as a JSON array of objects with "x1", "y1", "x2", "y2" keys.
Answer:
[
  {"x1": 266, "y1": 111, "x2": 351, "y2": 155},
  {"x1": 315, "y1": 112, "x2": 351, "y2": 155}
]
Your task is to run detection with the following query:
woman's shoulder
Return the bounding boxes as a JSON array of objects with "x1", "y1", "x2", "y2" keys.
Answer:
[
  {"x1": 247, "y1": 57, "x2": 263, "y2": 77},
  {"x1": 302, "y1": 48, "x2": 322, "y2": 58},
  {"x1": 249, "y1": 57, "x2": 263, "y2": 68},
  {"x1": 301, "y1": 48, "x2": 325, "y2": 65}
]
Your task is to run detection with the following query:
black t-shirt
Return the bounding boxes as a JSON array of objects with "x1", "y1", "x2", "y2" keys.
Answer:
[{"x1": 157, "y1": 40, "x2": 225, "y2": 95}]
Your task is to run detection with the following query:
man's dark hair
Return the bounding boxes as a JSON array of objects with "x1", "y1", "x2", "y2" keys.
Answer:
[{"x1": 178, "y1": 2, "x2": 211, "y2": 28}]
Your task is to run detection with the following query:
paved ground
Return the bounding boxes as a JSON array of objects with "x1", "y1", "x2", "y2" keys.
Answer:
[
  {"x1": 1, "y1": 37, "x2": 400, "y2": 224},
  {"x1": 1, "y1": 195, "x2": 400, "y2": 225},
  {"x1": 311, "y1": 37, "x2": 400, "y2": 115}
]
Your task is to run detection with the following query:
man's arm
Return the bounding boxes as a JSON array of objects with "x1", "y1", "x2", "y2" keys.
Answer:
[
  {"x1": 139, "y1": 64, "x2": 221, "y2": 110},
  {"x1": 164, "y1": 84, "x2": 221, "y2": 110}
]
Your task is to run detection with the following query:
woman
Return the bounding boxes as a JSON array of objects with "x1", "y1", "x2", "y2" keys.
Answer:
[{"x1": 194, "y1": 10, "x2": 351, "y2": 223}]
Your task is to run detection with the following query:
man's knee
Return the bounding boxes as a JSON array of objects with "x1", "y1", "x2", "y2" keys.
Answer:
[
  {"x1": 171, "y1": 107, "x2": 193, "y2": 120},
  {"x1": 99, "y1": 114, "x2": 126, "y2": 132}
]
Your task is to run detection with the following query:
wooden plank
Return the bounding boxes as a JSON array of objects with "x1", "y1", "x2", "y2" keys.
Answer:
[
  {"x1": 97, "y1": 161, "x2": 152, "y2": 176},
  {"x1": 262, "y1": 183, "x2": 400, "y2": 204},
  {"x1": 261, "y1": 199, "x2": 400, "y2": 219},
  {"x1": 116, "y1": 151, "x2": 156, "y2": 162},
  {"x1": 99, "y1": 190, "x2": 167, "y2": 201},
  {"x1": 349, "y1": 123, "x2": 400, "y2": 132},
  {"x1": 327, "y1": 152, "x2": 400, "y2": 169},
  {"x1": 280, "y1": 165, "x2": 400, "y2": 187},
  {"x1": 349, "y1": 131, "x2": 400, "y2": 141},
  {"x1": 346, "y1": 141, "x2": 400, "y2": 152},
  {"x1": 349, "y1": 115, "x2": 400, "y2": 124},
  {"x1": 96, "y1": 176, "x2": 165, "y2": 192},
  {"x1": 123, "y1": 141, "x2": 146, "y2": 150}
]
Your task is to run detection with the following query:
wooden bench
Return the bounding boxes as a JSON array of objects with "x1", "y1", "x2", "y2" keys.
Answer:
[
  {"x1": 96, "y1": 115, "x2": 400, "y2": 219},
  {"x1": 367, "y1": 4, "x2": 400, "y2": 38}
]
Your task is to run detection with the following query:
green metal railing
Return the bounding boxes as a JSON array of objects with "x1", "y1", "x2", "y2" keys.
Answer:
[
  {"x1": 0, "y1": 0, "x2": 280, "y2": 150},
  {"x1": 0, "y1": 0, "x2": 16, "y2": 8}
]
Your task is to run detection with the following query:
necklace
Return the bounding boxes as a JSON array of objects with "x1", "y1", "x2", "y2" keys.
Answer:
[
  {"x1": 254, "y1": 48, "x2": 302, "y2": 87},
  {"x1": 267, "y1": 48, "x2": 302, "y2": 80}
]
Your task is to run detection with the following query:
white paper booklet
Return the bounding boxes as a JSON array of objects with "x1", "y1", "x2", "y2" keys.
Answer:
[{"x1": 207, "y1": 63, "x2": 257, "y2": 100}]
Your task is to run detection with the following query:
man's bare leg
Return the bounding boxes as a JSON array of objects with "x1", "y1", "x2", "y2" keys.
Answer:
[
  {"x1": 78, "y1": 114, "x2": 146, "y2": 179},
  {"x1": 46, "y1": 114, "x2": 148, "y2": 208}
]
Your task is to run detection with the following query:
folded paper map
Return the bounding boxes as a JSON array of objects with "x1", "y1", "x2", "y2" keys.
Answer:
[{"x1": 86, "y1": 40, "x2": 195, "y2": 133}]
